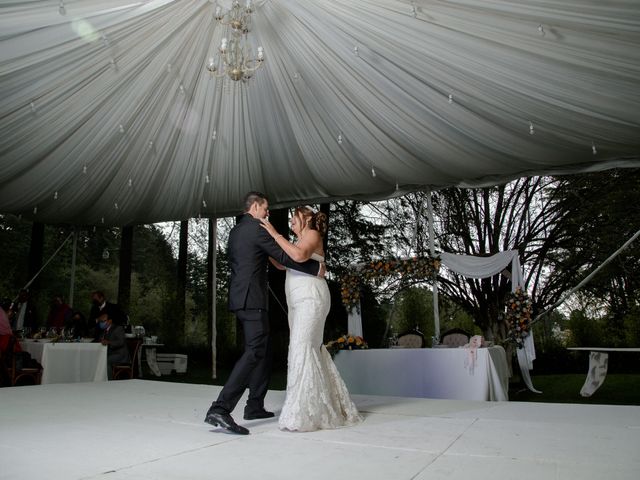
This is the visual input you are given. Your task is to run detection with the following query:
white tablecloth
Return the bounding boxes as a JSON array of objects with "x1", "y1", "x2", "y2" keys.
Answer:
[
  {"x1": 333, "y1": 346, "x2": 510, "y2": 401},
  {"x1": 21, "y1": 341, "x2": 108, "y2": 384}
]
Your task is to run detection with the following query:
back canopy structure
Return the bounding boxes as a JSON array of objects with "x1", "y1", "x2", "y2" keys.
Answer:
[{"x1": 1, "y1": 0, "x2": 640, "y2": 226}]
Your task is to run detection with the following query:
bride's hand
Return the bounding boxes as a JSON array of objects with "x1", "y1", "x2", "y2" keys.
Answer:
[{"x1": 259, "y1": 218, "x2": 279, "y2": 238}]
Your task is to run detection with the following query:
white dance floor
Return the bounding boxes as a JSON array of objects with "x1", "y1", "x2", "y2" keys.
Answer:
[{"x1": 1, "y1": 380, "x2": 639, "y2": 480}]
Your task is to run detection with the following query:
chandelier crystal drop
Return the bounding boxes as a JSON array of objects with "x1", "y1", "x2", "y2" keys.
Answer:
[{"x1": 206, "y1": 0, "x2": 265, "y2": 83}]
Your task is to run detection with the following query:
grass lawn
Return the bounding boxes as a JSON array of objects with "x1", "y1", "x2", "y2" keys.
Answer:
[
  {"x1": 149, "y1": 361, "x2": 640, "y2": 406},
  {"x1": 509, "y1": 373, "x2": 640, "y2": 406}
]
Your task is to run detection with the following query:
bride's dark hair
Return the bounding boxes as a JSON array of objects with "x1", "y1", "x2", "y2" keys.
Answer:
[{"x1": 296, "y1": 206, "x2": 328, "y2": 237}]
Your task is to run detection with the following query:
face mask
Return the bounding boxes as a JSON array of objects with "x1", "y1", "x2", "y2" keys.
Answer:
[{"x1": 99, "y1": 321, "x2": 108, "y2": 330}]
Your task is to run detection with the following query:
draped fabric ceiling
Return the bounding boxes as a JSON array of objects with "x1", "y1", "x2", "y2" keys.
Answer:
[{"x1": 1, "y1": 0, "x2": 639, "y2": 226}]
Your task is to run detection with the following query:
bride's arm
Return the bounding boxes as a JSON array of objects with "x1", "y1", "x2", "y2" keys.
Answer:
[
  {"x1": 260, "y1": 219, "x2": 319, "y2": 262},
  {"x1": 268, "y1": 257, "x2": 286, "y2": 270}
]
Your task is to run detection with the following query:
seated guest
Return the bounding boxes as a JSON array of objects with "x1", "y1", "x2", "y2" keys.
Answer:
[
  {"x1": 46, "y1": 294, "x2": 72, "y2": 330},
  {"x1": 1, "y1": 299, "x2": 19, "y2": 355},
  {"x1": 89, "y1": 291, "x2": 127, "y2": 340},
  {"x1": 1, "y1": 299, "x2": 41, "y2": 375},
  {"x1": 66, "y1": 310, "x2": 88, "y2": 338},
  {"x1": 9, "y1": 289, "x2": 38, "y2": 331},
  {"x1": 98, "y1": 311, "x2": 130, "y2": 380}
]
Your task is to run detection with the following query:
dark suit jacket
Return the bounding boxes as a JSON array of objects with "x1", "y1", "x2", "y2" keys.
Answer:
[
  {"x1": 102, "y1": 325, "x2": 130, "y2": 364},
  {"x1": 228, "y1": 214, "x2": 320, "y2": 312}
]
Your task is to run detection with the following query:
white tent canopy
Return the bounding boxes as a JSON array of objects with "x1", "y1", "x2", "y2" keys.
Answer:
[{"x1": 1, "y1": 0, "x2": 639, "y2": 226}]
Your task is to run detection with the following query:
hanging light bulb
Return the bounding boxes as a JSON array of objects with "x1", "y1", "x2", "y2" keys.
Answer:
[
  {"x1": 529, "y1": 122, "x2": 535, "y2": 135},
  {"x1": 337, "y1": 134, "x2": 343, "y2": 145},
  {"x1": 53, "y1": 191, "x2": 58, "y2": 200},
  {"x1": 592, "y1": 142, "x2": 597, "y2": 155},
  {"x1": 371, "y1": 166, "x2": 377, "y2": 177}
]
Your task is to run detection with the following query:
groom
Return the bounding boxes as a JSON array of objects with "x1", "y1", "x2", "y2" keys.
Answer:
[{"x1": 205, "y1": 191, "x2": 324, "y2": 435}]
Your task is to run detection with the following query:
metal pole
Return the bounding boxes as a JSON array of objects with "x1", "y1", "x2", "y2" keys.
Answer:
[
  {"x1": 68, "y1": 228, "x2": 78, "y2": 307},
  {"x1": 426, "y1": 191, "x2": 440, "y2": 342},
  {"x1": 210, "y1": 218, "x2": 218, "y2": 380}
]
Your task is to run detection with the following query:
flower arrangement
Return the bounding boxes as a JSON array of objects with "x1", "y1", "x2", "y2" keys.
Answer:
[
  {"x1": 505, "y1": 286, "x2": 532, "y2": 348},
  {"x1": 340, "y1": 256, "x2": 440, "y2": 311},
  {"x1": 325, "y1": 334, "x2": 368, "y2": 356}
]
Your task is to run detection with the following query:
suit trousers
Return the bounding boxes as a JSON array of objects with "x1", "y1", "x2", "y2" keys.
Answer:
[{"x1": 213, "y1": 309, "x2": 272, "y2": 415}]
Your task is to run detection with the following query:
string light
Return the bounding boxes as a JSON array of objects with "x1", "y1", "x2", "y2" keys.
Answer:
[
  {"x1": 179, "y1": 84, "x2": 185, "y2": 95},
  {"x1": 83, "y1": 165, "x2": 87, "y2": 174},
  {"x1": 128, "y1": 179, "x2": 132, "y2": 187},
  {"x1": 205, "y1": 175, "x2": 210, "y2": 184},
  {"x1": 53, "y1": 191, "x2": 58, "y2": 200},
  {"x1": 354, "y1": 46, "x2": 359, "y2": 56},
  {"x1": 101, "y1": 217, "x2": 105, "y2": 224},
  {"x1": 448, "y1": 93, "x2": 453, "y2": 104},
  {"x1": 202, "y1": 200, "x2": 207, "y2": 208},
  {"x1": 537, "y1": 24, "x2": 545, "y2": 36},
  {"x1": 395, "y1": 181, "x2": 399, "y2": 191},
  {"x1": 30, "y1": 101, "x2": 36, "y2": 114},
  {"x1": 211, "y1": 130, "x2": 217, "y2": 141},
  {"x1": 529, "y1": 122, "x2": 535, "y2": 135},
  {"x1": 293, "y1": 72, "x2": 299, "y2": 81},
  {"x1": 119, "y1": 124, "x2": 125, "y2": 134},
  {"x1": 337, "y1": 134, "x2": 343, "y2": 145},
  {"x1": 33, "y1": 206, "x2": 38, "y2": 214},
  {"x1": 114, "y1": 203, "x2": 119, "y2": 210},
  {"x1": 371, "y1": 166, "x2": 377, "y2": 177},
  {"x1": 592, "y1": 142, "x2": 597, "y2": 155}
]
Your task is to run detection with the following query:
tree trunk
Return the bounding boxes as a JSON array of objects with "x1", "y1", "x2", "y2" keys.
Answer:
[
  {"x1": 117, "y1": 225, "x2": 133, "y2": 314},
  {"x1": 176, "y1": 220, "x2": 188, "y2": 345}
]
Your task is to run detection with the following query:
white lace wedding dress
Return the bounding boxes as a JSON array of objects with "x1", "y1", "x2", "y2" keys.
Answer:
[{"x1": 278, "y1": 254, "x2": 362, "y2": 432}]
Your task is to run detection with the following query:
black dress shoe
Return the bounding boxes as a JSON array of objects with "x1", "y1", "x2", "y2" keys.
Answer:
[
  {"x1": 205, "y1": 410, "x2": 249, "y2": 435},
  {"x1": 244, "y1": 410, "x2": 275, "y2": 420}
]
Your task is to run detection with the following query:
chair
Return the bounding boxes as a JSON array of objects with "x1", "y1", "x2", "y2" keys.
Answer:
[
  {"x1": 396, "y1": 328, "x2": 425, "y2": 348},
  {"x1": 112, "y1": 338, "x2": 142, "y2": 380},
  {"x1": 1, "y1": 336, "x2": 43, "y2": 386},
  {"x1": 440, "y1": 328, "x2": 471, "y2": 347}
]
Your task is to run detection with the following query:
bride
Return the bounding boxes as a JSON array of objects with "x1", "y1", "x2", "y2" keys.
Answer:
[{"x1": 260, "y1": 206, "x2": 362, "y2": 432}]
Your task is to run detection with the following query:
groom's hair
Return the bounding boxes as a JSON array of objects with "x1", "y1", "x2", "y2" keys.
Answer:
[{"x1": 243, "y1": 191, "x2": 268, "y2": 212}]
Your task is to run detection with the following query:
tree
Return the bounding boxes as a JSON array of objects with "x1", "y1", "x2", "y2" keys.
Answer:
[
  {"x1": 373, "y1": 178, "x2": 570, "y2": 342},
  {"x1": 548, "y1": 169, "x2": 640, "y2": 345}
]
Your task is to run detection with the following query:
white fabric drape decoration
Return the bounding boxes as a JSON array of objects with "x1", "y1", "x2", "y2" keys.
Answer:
[
  {"x1": 440, "y1": 250, "x2": 541, "y2": 393},
  {"x1": 440, "y1": 251, "x2": 523, "y2": 292},
  {"x1": 1, "y1": 1, "x2": 639, "y2": 226}
]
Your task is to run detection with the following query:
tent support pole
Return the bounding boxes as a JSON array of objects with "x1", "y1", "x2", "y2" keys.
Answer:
[
  {"x1": 69, "y1": 228, "x2": 78, "y2": 307},
  {"x1": 209, "y1": 218, "x2": 217, "y2": 380},
  {"x1": 426, "y1": 191, "x2": 440, "y2": 343}
]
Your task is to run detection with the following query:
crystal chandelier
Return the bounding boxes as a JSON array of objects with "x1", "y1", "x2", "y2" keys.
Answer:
[{"x1": 206, "y1": 1, "x2": 265, "y2": 82}]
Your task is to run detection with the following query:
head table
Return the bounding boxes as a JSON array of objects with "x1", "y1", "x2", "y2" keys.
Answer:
[
  {"x1": 332, "y1": 345, "x2": 510, "y2": 401},
  {"x1": 20, "y1": 340, "x2": 108, "y2": 384}
]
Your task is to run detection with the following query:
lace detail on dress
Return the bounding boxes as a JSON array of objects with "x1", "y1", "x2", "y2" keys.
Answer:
[{"x1": 279, "y1": 269, "x2": 361, "y2": 432}]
